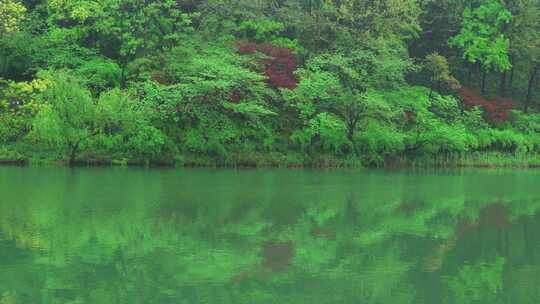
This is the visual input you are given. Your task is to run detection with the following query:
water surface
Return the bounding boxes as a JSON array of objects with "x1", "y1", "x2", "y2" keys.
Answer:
[{"x1": 1, "y1": 167, "x2": 540, "y2": 303}]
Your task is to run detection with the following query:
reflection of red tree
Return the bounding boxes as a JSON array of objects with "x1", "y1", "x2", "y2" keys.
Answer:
[
  {"x1": 261, "y1": 240, "x2": 295, "y2": 272},
  {"x1": 478, "y1": 203, "x2": 509, "y2": 229},
  {"x1": 423, "y1": 203, "x2": 510, "y2": 272},
  {"x1": 399, "y1": 202, "x2": 418, "y2": 214},
  {"x1": 237, "y1": 42, "x2": 298, "y2": 89},
  {"x1": 457, "y1": 203, "x2": 510, "y2": 234},
  {"x1": 459, "y1": 88, "x2": 515, "y2": 124}
]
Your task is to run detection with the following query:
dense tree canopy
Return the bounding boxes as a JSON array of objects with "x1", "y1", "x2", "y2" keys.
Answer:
[{"x1": 1, "y1": 0, "x2": 540, "y2": 166}]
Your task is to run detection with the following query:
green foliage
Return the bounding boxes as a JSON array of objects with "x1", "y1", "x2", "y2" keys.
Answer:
[
  {"x1": 386, "y1": 88, "x2": 475, "y2": 155},
  {"x1": 0, "y1": 78, "x2": 48, "y2": 143},
  {"x1": 30, "y1": 27, "x2": 97, "y2": 72},
  {"x1": 291, "y1": 112, "x2": 349, "y2": 153},
  {"x1": 415, "y1": 119, "x2": 470, "y2": 154},
  {"x1": 101, "y1": 0, "x2": 196, "y2": 60},
  {"x1": 237, "y1": 19, "x2": 285, "y2": 42},
  {"x1": 30, "y1": 72, "x2": 99, "y2": 163},
  {"x1": 134, "y1": 40, "x2": 277, "y2": 158},
  {"x1": 75, "y1": 58, "x2": 121, "y2": 94},
  {"x1": 332, "y1": 0, "x2": 422, "y2": 42},
  {"x1": 96, "y1": 88, "x2": 166, "y2": 159},
  {"x1": 0, "y1": 31, "x2": 34, "y2": 79},
  {"x1": 46, "y1": 0, "x2": 103, "y2": 25},
  {"x1": 354, "y1": 122, "x2": 405, "y2": 163},
  {"x1": 430, "y1": 95, "x2": 462, "y2": 123},
  {"x1": 449, "y1": 0, "x2": 513, "y2": 72},
  {"x1": 490, "y1": 128, "x2": 530, "y2": 153},
  {"x1": 512, "y1": 110, "x2": 540, "y2": 133},
  {"x1": 286, "y1": 45, "x2": 411, "y2": 156},
  {"x1": 0, "y1": 0, "x2": 26, "y2": 36},
  {"x1": 425, "y1": 52, "x2": 461, "y2": 96},
  {"x1": 30, "y1": 72, "x2": 163, "y2": 164},
  {"x1": 236, "y1": 18, "x2": 301, "y2": 52}
]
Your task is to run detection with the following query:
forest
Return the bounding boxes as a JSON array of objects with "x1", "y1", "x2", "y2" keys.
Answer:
[{"x1": 1, "y1": 0, "x2": 540, "y2": 167}]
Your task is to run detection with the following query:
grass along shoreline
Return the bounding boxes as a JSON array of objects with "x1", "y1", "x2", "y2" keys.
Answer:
[{"x1": 2, "y1": 145, "x2": 540, "y2": 169}]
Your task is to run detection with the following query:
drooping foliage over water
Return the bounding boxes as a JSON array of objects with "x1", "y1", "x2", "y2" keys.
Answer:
[
  {"x1": 1, "y1": 0, "x2": 540, "y2": 166},
  {"x1": 1, "y1": 167, "x2": 540, "y2": 303}
]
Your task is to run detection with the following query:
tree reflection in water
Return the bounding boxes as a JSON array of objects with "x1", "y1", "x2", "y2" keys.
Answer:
[{"x1": 0, "y1": 167, "x2": 540, "y2": 303}]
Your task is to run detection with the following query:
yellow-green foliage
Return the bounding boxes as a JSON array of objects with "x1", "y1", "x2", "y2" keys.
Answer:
[
  {"x1": 0, "y1": 78, "x2": 49, "y2": 143},
  {"x1": 0, "y1": 0, "x2": 26, "y2": 36}
]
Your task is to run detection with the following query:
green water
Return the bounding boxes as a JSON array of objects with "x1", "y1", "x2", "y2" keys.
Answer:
[{"x1": 1, "y1": 167, "x2": 540, "y2": 303}]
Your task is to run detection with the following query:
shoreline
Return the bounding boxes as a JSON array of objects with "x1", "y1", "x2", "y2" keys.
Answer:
[{"x1": 2, "y1": 152, "x2": 540, "y2": 169}]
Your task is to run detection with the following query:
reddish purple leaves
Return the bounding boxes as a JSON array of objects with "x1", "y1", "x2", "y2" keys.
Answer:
[
  {"x1": 459, "y1": 88, "x2": 515, "y2": 124},
  {"x1": 237, "y1": 42, "x2": 298, "y2": 90}
]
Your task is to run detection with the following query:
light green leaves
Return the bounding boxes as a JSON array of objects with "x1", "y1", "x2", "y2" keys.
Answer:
[
  {"x1": 31, "y1": 72, "x2": 165, "y2": 162},
  {"x1": 449, "y1": 0, "x2": 513, "y2": 72},
  {"x1": 31, "y1": 72, "x2": 96, "y2": 150},
  {"x1": 0, "y1": 0, "x2": 26, "y2": 36}
]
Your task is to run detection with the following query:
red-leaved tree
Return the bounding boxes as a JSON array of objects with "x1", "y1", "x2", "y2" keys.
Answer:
[
  {"x1": 459, "y1": 88, "x2": 515, "y2": 124},
  {"x1": 237, "y1": 42, "x2": 298, "y2": 90}
]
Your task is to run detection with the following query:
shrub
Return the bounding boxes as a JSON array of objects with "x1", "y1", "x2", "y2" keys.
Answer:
[
  {"x1": 75, "y1": 58, "x2": 121, "y2": 94},
  {"x1": 291, "y1": 112, "x2": 349, "y2": 154},
  {"x1": 429, "y1": 95, "x2": 461, "y2": 122},
  {"x1": 354, "y1": 122, "x2": 405, "y2": 163},
  {"x1": 408, "y1": 117, "x2": 470, "y2": 154},
  {"x1": 489, "y1": 128, "x2": 531, "y2": 153}
]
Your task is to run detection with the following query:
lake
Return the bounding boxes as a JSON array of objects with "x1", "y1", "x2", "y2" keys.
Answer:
[{"x1": 1, "y1": 167, "x2": 540, "y2": 303}]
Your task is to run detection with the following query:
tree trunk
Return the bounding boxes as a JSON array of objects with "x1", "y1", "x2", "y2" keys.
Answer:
[
  {"x1": 508, "y1": 55, "x2": 515, "y2": 95},
  {"x1": 481, "y1": 69, "x2": 487, "y2": 95},
  {"x1": 142, "y1": 0, "x2": 149, "y2": 55},
  {"x1": 524, "y1": 63, "x2": 540, "y2": 113},
  {"x1": 346, "y1": 112, "x2": 358, "y2": 142},
  {"x1": 69, "y1": 150, "x2": 77, "y2": 167},
  {"x1": 346, "y1": 123, "x2": 355, "y2": 142},
  {"x1": 500, "y1": 70, "x2": 507, "y2": 96},
  {"x1": 120, "y1": 65, "x2": 126, "y2": 89},
  {"x1": 428, "y1": 77, "x2": 434, "y2": 100},
  {"x1": 69, "y1": 143, "x2": 80, "y2": 167},
  {"x1": 314, "y1": 12, "x2": 321, "y2": 50}
]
